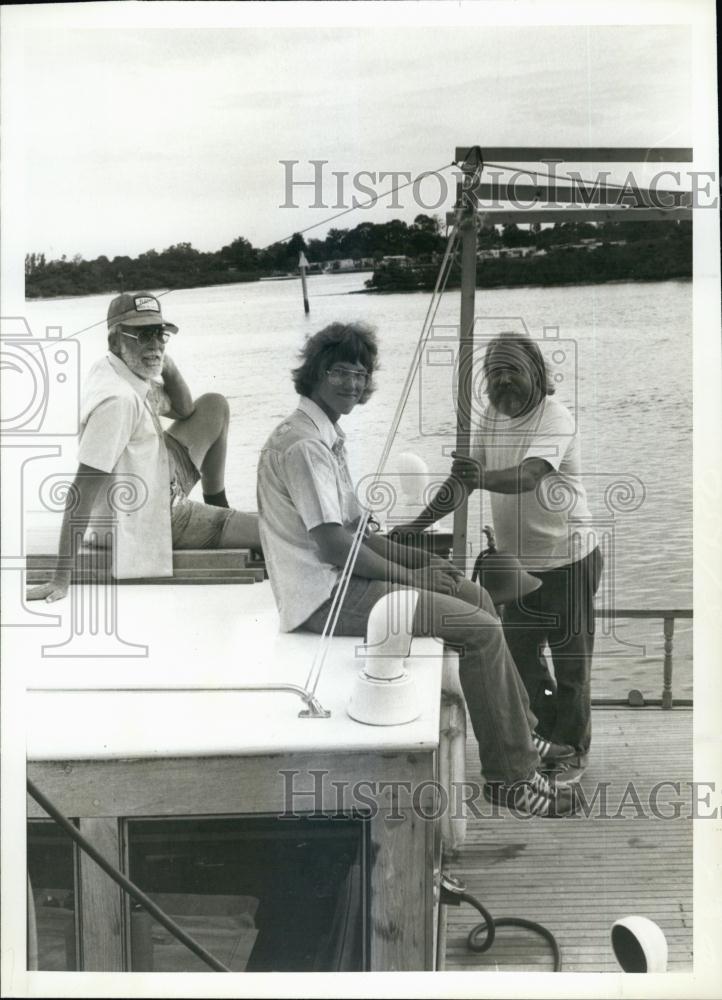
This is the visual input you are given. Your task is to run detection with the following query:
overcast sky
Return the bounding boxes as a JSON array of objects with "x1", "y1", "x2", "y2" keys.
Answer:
[{"x1": 19, "y1": 12, "x2": 694, "y2": 261}]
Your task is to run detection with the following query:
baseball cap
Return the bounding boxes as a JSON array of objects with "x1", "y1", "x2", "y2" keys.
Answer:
[{"x1": 107, "y1": 292, "x2": 178, "y2": 333}]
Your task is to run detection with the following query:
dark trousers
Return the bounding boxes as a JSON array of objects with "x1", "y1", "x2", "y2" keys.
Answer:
[{"x1": 502, "y1": 546, "x2": 603, "y2": 755}]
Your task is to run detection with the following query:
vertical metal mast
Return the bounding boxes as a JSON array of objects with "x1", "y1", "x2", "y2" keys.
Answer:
[{"x1": 452, "y1": 149, "x2": 481, "y2": 571}]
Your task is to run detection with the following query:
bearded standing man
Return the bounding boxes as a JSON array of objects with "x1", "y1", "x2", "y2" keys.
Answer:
[{"x1": 400, "y1": 331, "x2": 603, "y2": 785}]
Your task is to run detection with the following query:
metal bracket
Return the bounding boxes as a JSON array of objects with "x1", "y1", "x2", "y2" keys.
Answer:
[
  {"x1": 439, "y1": 872, "x2": 468, "y2": 906},
  {"x1": 298, "y1": 691, "x2": 332, "y2": 718}
]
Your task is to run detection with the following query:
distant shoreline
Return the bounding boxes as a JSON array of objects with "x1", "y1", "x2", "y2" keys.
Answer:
[
  {"x1": 25, "y1": 216, "x2": 691, "y2": 301},
  {"x1": 25, "y1": 272, "x2": 693, "y2": 303},
  {"x1": 350, "y1": 274, "x2": 692, "y2": 295}
]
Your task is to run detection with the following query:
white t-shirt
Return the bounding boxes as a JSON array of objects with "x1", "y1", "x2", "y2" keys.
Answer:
[
  {"x1": 78, "y1": 353, "x2": 173, "y2": 579},
  {"x1": 470, "y1": 396, "x2": 595, "y2": 571}
]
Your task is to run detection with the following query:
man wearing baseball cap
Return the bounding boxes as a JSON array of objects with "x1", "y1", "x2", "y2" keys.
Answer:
[{"x1": 28, "y1": 291, "x2": 260, "y2": 599}]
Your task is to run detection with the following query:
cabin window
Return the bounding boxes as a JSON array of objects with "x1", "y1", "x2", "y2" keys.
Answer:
[
  {"x1": 125, "y1": 815, "x2": 369, "y2": 972},
  {"x1": 27, "y1": 820, "x2": 79, "y2": 971}
]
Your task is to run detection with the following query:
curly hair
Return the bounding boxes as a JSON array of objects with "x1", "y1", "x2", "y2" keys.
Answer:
[
  {"x1": 483, "y1": 330, "x2": 555, "y2": 397},
  {"x1": 292, "y1": 321, "x2": 379, "y2": 403}
]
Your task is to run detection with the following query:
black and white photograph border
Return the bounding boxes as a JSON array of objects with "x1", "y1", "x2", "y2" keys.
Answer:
[{"x1": 1, "y1": 1, "x2": 721, "y2": 998}]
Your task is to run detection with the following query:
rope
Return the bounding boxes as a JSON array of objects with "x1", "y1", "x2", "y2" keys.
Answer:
[
  {"x1": 66, "y1": 150, "x2": 676, "y2": 340},
  {"x1": 482, "y1": 160, "x2": 669, "y2": 194},
  {"x1": 304, "y1": 153, "x2": 485, "y2": 695},
  {"x1": 269, "y1": 161, "x2": 458, "y2": 249},
  {"x1": 304, "y1": 219, "x2": 462, "y2": 696},
  {"x1": 67, "y1": 161, "x2": 459, "y2": 339}
]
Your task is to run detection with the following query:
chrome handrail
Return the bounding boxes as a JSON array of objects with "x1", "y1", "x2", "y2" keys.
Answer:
[{"x1": 28, "y1": 684, "x2": 331, "y2": 718}]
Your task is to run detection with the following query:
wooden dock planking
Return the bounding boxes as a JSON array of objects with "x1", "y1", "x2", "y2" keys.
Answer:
[{"x1": 443, "y1": 707, "x2": 693, "y2": 973}]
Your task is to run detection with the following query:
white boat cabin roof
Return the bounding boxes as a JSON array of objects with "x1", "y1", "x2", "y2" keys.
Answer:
[{"x1": 25, "y1": 580, "x2": 444, "y2": 761}]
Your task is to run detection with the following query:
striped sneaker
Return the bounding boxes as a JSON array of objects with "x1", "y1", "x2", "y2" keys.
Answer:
[
  {"x1": 483, "y1": 770, "x2": 578, "y2": 817},
  {"x1": 532, "y1": 731, "x2": 577, "y2": 764},
  {"x1": 545, "y1": 754, "x2": 588, "y2": 787}
]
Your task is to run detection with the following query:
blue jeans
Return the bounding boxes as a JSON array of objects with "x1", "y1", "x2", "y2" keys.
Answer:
[
  {"x1": 502, "y1": 546, "x2": 604, "y2": 755},
  {"x1": 301, "y1": 576, "x2": 540, "y2": 784}
]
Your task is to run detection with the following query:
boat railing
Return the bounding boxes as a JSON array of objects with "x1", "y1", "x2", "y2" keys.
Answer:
[
  {"x1": 385, "y1": 533, "x2": 693, "y2": 711},
  {"x1": 592, "y1": 608, "x2": 693, "y2": 709}
]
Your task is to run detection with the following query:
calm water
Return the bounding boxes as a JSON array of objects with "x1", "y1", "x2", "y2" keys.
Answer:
[{"x1": 24, "y1": 274, "x2": 693, "y2": 698}]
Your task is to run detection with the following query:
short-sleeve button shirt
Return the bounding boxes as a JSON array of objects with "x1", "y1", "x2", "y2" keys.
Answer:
[
  {"x1": 78, "y1": 353, "x2": 173, "y2": 579},
  {"x1": 257, "y1": 396, "x2": 363, "y2": 631}
]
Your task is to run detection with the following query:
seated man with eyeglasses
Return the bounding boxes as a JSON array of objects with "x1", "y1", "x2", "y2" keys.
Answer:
[{"x1": 27, "y1": 291, "x2": 260, "y2": 602}]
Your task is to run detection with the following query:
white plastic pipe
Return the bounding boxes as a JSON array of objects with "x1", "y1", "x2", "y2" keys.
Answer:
[
  {"x1": 363, "y1": 589, "x2": 419, "y2": 679},
  {"x1": 347, "y1": 590, "x2": 421, "y2": 726}
]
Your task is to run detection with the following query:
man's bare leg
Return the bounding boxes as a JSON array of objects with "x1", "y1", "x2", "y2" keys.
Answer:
[
  {"x1": 166, "y1": 393, "x2": 229, "y2": 497},
  {"x1": 167, "y1": 394, "x2": 262, "y2": 550}
]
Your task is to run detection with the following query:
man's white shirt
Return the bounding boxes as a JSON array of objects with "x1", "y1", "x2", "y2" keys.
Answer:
[{"x1": 470, "y1": 396, "x2": 596, "y2": 571}]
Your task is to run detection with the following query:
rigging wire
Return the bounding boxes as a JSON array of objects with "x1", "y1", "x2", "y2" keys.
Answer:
[
  {"x1": 62, "y1": 150, "x2": 685, "y2": 341},
  {"x1": 68, "y1": 151, "x2": 662, "y2": 339},
  {"x1": 304, "y1": 219, "x2": 463, "y2": 696},
  {"x1": 481, "y1": 160, "x2": 680, "y2": 194},
  {"x1": 268, "y1": 161, "x2": 459, "y2": 249},
  {"x1": 67, "y1": 161, "x2": 459, "y2": 339},
  {"x1": 304, "y1": 152, "x2": 485, "y2": 696}
]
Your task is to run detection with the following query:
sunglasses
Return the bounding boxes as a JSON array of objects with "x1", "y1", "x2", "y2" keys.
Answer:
[{"x1": 119, "y1": 325, "x2": 173, "y2": 345}]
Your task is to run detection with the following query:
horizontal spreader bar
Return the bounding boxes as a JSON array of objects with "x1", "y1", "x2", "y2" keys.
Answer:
[
  {"x1": 472, "y1": 182, "x2": 692, "y2": 209},
  {"x1": 455, "y1": 146, "x2": 694, "y2": 163}
]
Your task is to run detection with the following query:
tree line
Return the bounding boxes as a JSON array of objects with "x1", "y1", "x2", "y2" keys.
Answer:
[
  {"x1": 24, "y1": 215, "x2": 446, "y2": 298},
  {"x1": 367, "y1": 219, "x2": 692, "y2": 292},
  {"x1": 25, "y1": 215, "x2": 690, "y2": 299}
]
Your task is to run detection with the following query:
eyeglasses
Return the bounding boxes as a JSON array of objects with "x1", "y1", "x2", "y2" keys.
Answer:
[
  {"x1": 119, "y1": 325, "x2": 173, "y2": 345},
  {"x1": 325, "y1": 367, "x2": 369, "y2": 387}
]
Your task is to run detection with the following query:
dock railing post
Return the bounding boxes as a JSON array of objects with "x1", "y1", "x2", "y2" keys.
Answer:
[{"x1": 662, "y1": 614, "x2": 675, "y2": 709}]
